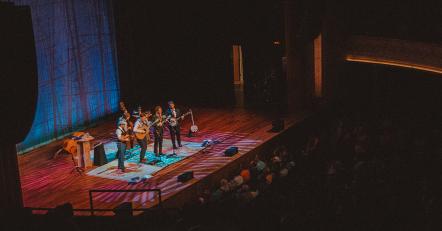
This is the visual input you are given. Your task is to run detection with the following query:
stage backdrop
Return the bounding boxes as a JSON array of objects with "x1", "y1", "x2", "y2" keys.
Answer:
[{"x1": 8, "y1": 0, "x2": 120, "y2": 153}]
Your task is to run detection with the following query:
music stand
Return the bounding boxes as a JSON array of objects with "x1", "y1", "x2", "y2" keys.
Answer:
[{"x1": 70, "y1": 154, "x2": 84, "y2": 175}]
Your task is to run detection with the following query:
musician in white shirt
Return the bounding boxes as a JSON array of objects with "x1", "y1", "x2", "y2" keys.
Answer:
[
  {"x1": 116, "y1": 119, "x2": 129, "y2": 172},
  {"x1": 133, "y1": 112, "x2": 150, "y2": 163}
]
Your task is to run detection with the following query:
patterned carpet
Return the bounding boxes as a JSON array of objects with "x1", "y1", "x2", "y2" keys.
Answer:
[{"x1": 87, "y1": 139, "x2": 204, "y2": 182}]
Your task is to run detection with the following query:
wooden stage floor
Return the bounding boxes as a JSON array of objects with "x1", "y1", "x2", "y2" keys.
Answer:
[{"x1": 18, "y1": 108, "x2": 309, "y2": 215}]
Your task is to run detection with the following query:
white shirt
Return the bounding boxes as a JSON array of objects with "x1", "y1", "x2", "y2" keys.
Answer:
[
  {"x1": 116, "y1": 126, "x2": 128, "y2": 142},
  {"x1": 133, "y1": 119, "x2": 146, "y2": 133}
]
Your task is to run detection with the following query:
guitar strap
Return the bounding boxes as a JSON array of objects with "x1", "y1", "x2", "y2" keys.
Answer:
[
  {"x1": 118, "y1": 127, "x2": 127, "y2": 136},
  {"x1": 135, "y1": 118, "x2": 145, "y2": 131},
  {"x1": 117, "y1": 127, "x2": 128, "y2": 144},
  {"x1": 140, "y1": 118, "x2": 148, "y2": 128}
]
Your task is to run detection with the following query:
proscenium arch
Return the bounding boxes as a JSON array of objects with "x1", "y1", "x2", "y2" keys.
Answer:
[{"x1": 345, "y1": 36, "x2": 442, "y2": 75}]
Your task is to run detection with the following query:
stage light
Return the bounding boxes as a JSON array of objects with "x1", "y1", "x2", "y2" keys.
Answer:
[
  {"x1": 201, "y1": 139, "x2": 220, "y2": 147},
  {"x1": 224, "y1": 146, "x2": 239, "y2": 157},
  {"x1": 177, "y1": 171, "x2": 194, "y2": 183},
  {"x1": 113, "y1": 202, "x2": 133, "y2": 216},
  {"x1": 201, "y1": 139, "x2": 212, "y2": 147},
  {"x1": 273, "y1": 41, "x2": 281, "y2": 45}
]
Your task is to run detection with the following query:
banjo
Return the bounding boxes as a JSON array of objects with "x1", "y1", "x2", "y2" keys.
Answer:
[
  {"x1": 166, "y1": 109, "x2": 198, "y2": 133},
  {"x1": 190, "y1": 110, "x2": 198, "y2": 133},
  {"x1": 167, "y1": 110, "x2": 192, "y2": 127}
]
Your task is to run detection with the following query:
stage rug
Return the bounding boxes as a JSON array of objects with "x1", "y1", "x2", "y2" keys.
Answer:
[{"x1": 87, "y1": 139, "x2": 204, "y2": 182}]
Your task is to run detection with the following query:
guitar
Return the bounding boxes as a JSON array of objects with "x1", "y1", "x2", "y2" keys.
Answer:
[
  {"x1": 134, "y1": 117, "x2": 165, "y2": 139},
  {"x1": 166, "y1": 110, "x2": 192, "y2": 127},
  {"x1": 134, "y1": 106, "x2": 153, "y2": 140}
]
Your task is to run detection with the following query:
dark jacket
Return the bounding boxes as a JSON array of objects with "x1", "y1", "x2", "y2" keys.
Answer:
[{"x1": 166, "y1": 108, "x2": 181, "y2": 126}]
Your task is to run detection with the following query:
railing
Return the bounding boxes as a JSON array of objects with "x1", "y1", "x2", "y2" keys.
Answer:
[
  {"x1": 89, "y1": 188, "x2": 162, "y2": 215},
  {"x1": 26, "y1": 188, "x2": 162, "y2": 216}
]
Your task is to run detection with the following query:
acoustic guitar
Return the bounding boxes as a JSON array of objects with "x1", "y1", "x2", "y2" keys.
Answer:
[{"x1": 133, "y1": 106, "x2": 153, "y2": 140}]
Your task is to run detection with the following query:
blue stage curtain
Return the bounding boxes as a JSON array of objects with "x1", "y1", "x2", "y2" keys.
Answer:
[{"x1": 7, "y1": 0, "x2": 120, "y2": 153}]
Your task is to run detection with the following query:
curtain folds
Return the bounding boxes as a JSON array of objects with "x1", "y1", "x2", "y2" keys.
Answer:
[{"x1": 7, "y1": 0, "x2": 120, "y2": 153}]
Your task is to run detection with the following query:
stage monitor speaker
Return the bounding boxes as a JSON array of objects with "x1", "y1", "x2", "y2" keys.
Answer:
[
  {"x1": 270, "y1": 119, "x2": 284, "y2": 132},
  {"x1": 49, "y1": 203, "x2": 74, "y2": 218},
  {"x1": 177, "y1": 171, "x2": 193, "y2": 183},
  {"x1": 113, "y1": 202, "x2": 132, "y2": 217},
  {"x1": 224, "y1": 146, "x2": 238, "y2": 157},
  {"x1": 93, "y1": 143, "x2": 108, "y2": 166}
]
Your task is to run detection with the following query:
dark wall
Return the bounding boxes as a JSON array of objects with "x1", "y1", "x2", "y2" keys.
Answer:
[
  {"x1": 328, "y1": 0, "x2": 442, "y2": 43},
  {"x1": 301, "y1": 0, "x2": 442, "y2": 112},
  {"x1": 0, "y1": 3, "x2": 37, "y2": 144},
  {"x1": 336, "y1": 63, "x2": 442, "y2": 122},
  {"x1": 113, "y1": 0, "x2": 284, "y2": 110},
  {"x1": 0, "y1": 3, "x2": 38, "y2": 214}
]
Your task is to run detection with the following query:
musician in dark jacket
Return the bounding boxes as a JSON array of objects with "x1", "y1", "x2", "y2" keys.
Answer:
[
  {"x1": 122, "y1": 111, "x2": 135, "y2": 149},
  {"x1": 166, "y1": 101, "x2": 183, "y2": 149},
  {"x1": 151, "y1": 106, "x2": 166, "y2": 156}
]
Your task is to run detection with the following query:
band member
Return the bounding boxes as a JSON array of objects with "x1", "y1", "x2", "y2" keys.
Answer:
[
  {"x1": 152, "y1": 106, "x2": 165, "y2": 156},
  {"x1": 133, "y1": 112, "x2": 150, "y2": 163},
  {"x1": 166, "y1": 100, "x2": 183, "y2": 149},
  {"x1": 116, "y1": 119, "x2": 129, "y2": 172},
  {"x1": 121, "y1": 111, "x2": 135, "y2": 149}
]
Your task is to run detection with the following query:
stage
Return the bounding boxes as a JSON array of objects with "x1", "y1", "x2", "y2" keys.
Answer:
[{"x1": 18, "y1": 108, "x2": 309, "y2": 215}]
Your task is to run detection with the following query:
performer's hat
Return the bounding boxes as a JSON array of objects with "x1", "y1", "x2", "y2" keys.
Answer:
[
  {"x1": 168, "y1": 100, "x2": 174, "y2": 105},
  {"x1": 118, "y1": 118, "x2": 127, "y2": 125}
]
